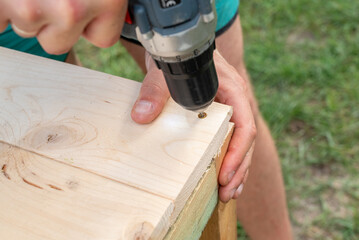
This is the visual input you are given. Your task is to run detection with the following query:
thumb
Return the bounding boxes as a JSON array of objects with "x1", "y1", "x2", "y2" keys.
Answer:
[{"x1": 131, "y1": 65, "x2": 170, "y2": 124}]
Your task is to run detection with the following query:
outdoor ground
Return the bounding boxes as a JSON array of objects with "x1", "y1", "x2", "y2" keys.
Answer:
[{"x1": 75, "y1": 0, "x2": 359, "y2": 239}]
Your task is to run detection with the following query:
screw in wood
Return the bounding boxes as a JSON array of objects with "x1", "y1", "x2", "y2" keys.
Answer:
[{"x1": 198, "y1": 112, "x2": 207, "y2": 119}]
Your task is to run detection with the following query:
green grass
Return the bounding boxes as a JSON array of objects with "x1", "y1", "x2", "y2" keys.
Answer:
[
  {"x1": 74, "y1": 0, "x2": 359, "y2": 239},
  {"x1": 239, "y1": 0, "x2": 359, "y2": 239}
]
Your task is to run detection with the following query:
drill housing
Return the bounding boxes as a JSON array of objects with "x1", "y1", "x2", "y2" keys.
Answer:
[{"x1": 122, "y1": 0, "x2": 218, "y2": 112}]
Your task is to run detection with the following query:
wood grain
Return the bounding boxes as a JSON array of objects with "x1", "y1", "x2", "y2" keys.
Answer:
[
  {"x1": 0, "y1": 47, "x2": 233, "y2": 239},
  {"x1": 200, "y1": 123, "x2": 237, "y2": 240},
  {"x1": 200, "y1": 200, "x2": 237, "y2": 240},
  {"x1": 165, "y1": 124, "x2": 235, "y2": 240},
  {"x1": 0, "y1": 142, "x2": 172, "y2": 240}
]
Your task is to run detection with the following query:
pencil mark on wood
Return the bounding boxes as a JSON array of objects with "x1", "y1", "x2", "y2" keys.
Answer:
[
  {"x1": 22, "y1": 178, "x2": 43, "y2": 189},
  {"x1": 1, "y1": 164, "x2": 10, "y2": 180}
]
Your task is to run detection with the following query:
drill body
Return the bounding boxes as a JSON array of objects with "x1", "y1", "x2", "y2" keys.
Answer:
[{"x1": 122, "y1": 0, "x2": 219, "y2": 112}]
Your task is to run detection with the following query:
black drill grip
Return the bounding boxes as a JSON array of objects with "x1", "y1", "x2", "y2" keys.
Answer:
[{"x1": 154, "y1": 42, "x2": 218, "y2": 111}]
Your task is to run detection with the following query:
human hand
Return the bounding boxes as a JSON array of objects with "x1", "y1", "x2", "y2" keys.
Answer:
[
  {"x1": 131, "y1": 51, "x2": 256, "y2": 203},
  {"x1": 212, "y1": 52, "x2": 256, "y2": 202},
  {"x1": 0, "y1": 0, "x2": 128, "y2": 54}
]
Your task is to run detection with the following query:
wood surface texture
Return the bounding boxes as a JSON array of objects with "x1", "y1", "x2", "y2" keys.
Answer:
[
  {"x1": 0, "y1": 47, "x2": 233, "y2": 239},
  {"x1": 164, "y1": 124, "x2": 235, "y2": 240},
  {"x1": 200, "y1": 125, "x2": 237, "y2": 240},
  {"x1": 200, "y1": 200, "x2": 237, "y2": 240}
]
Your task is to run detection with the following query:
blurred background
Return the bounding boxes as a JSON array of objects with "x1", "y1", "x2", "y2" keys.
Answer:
[{"x1": 75, "y1": 0, "x2": 359, "y2": 239}]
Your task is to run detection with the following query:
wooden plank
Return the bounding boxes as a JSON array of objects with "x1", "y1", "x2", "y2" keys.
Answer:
[
  {"x1": 0, "y1": 142, "x2": 172, "y2": 240},
  {"x1": 164, "y1": 124, "x2": 235, "y2": 240},
  {"x1": 200, "y1": 200, "x2": 237, "y2": 240},
  {"x1": 200, "y1": 123, "x2": 237, "y2": 240},
  {"x1": 0, "y1": 47, "x2": 233, "y2": 239}
]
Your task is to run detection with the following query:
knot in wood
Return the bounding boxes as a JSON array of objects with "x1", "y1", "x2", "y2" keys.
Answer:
[
  {"x1": 124, "y1": 221, "x2": 153, "y2": 240},
  {"x1": 21, "y1": 119, "x2": 98, "y2": 150}
]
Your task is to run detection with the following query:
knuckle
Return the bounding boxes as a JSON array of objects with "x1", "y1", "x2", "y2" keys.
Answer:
[
  {"x1": 241, "y1": 79, "x2": 249, "y2": 92},
  {"x1": 90, "y1": 34, "x2": 119, "y2": 48},
  {"x1": 250, "y1": 123, "x2": 257, "y2": 139},
  {"x1": 17, "y1": 0, "x2": 41, "y2": 22},
  {"x1": 221, "y1": 75, "x2": 247, "y2": 95},
  {"x1": 233, "y1": 74, "x2": 248, "y2": 92},
  {"x1": 142, "y1": 80, "x2": 167, "y2": 97},
  {"x1": 242, "y1": 120, "x2": 257, "y2": 141},
  {"x1": 59, "y1": 0, "x2": 85, "y2": 27}
]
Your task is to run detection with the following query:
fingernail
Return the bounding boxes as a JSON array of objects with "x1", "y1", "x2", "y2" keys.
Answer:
[
  {"x1": 227, "y1": 171, "x2": 235, "y2": 183},
  {"x1": 236, "y1": 184, "x2": 244, "y2": 196},
  {"x1": 229, "y1": 188, "x2": 236, "y2": 199},
  {"x1": 134, "y1": 100, "x2": 154, "y2": 114}
]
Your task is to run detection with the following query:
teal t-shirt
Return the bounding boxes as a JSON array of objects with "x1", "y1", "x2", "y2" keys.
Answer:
[
  {"x1": 215, "y1": 0, "x2": 240, "y2": 32},
  {"x1": 0, "y1": 0, "x2": 239, "y2": 62},
  {"x1": 0, "y1": 25, "x2": 68, "y2": 62}
]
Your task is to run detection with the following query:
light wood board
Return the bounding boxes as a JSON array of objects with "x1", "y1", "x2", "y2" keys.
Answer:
[
  {"x1": 0, "y1": 47, "x2": 233, "y2": 239},
  {"x1": 165, "y1": 124, "x2": 235, "y2": 240}
]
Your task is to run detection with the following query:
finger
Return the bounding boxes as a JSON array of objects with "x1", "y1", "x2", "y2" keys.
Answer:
[
  {"x1": 83, "y1": 8, "x2": 127, "y2": 48},
  {"x1": 131, "y1": 65, "x2": 170, "y2": 124},
  {"x1": 219, "y1": 99, "x2": 256, "y2": 182},
  {"x1": 35, "y1": 0, "x2": 92, "y2": 54},
  {"x1": 8, "y1": 0, "x2": 46, "y2": 37},
  {"x1": 219, "y1": 122, "x2": 255, "y2": 187},
  {"x1": 219, "y1": 168, "x2": 245, "y2": 203},
  {"x1": 214, "y1": 51, "x2": 256, "y2": 186},
  {"x1": 36, "y1": 23, "x2": 85, "y2": 54},
  {"x1": 233, "y1": 144, "x2": 253, "y2": 199},
  {"x1": 218, "y1": 142, "x2": 254, "y2": 202},
  {"x1": 11, "y1": 24, "x2": 39, "y2": 38}
]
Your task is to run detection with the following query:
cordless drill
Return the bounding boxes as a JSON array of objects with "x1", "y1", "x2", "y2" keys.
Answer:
[{"x1": 122, "y1": 0, "x2": 218, "y2": 114}]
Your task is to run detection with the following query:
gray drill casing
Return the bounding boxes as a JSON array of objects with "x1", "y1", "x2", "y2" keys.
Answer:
[{"x1": 122, "y1": 0, "x2": 217, "y2": 62}]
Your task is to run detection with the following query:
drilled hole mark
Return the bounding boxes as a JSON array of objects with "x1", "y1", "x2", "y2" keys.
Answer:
[
  {"x1": 48, "y1": 184, "x2": 63, "y2": 191},
  {"x1": 1, "y1": 164, "x2": 10, "y2": 180},
  {"x1": 22, "y1": 178, "x2": 43, "y2": 189}
]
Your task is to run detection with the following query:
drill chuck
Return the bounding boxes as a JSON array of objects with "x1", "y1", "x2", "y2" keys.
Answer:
[{"x1": 154, "y1": 42, "x2": 218, "y2": 111}]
